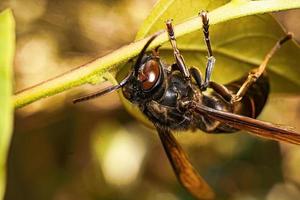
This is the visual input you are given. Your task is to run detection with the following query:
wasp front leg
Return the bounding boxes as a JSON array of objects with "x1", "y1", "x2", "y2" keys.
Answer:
[{"x1": 166, "y1": 19, "x2": 191, "y2": 79}]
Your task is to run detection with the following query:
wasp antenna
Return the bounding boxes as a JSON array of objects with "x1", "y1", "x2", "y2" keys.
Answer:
[
  {"x1": 73, "y1": 85, "x2": 122, "y2": 104},
  {"x1": 134, "y1": 32, "x2": 162, "y2": 76},
  {"x1": 73, "y1": 73, "x2": 131, "y2": 104}
]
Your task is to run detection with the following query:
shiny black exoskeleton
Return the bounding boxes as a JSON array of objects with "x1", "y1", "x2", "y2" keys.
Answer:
[
  {"x1": 121, "y1": 14, "x2": 273, "y2": 134},
  {"x1": 122, "y1": 52, "x2": 269, "y2": 133},
  {"x1": 123, "y1": 57, "x2": 197, "y2": 130},
  {"x1": 73, "y1": 13, "x2": 291, "y2": 135}
]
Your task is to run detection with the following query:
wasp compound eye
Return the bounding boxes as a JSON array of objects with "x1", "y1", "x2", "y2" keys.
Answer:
[{"x1": 138, "y1": 59, "x2": 161, "y2": 91}]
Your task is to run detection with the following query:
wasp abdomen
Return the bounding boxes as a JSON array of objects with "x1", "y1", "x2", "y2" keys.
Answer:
[{"x1": 205, "y1": 74, "x2": 270, "y2": 133}]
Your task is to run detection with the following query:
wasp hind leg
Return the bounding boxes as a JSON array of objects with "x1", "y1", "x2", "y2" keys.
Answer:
[{"x1": 231, "y1": 33, "x2": 293, "y2": 103}]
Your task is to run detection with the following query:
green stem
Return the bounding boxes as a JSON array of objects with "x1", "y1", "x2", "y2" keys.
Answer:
[{"x1": 14, "y1": 0, "x2": 300, "y2": 108}]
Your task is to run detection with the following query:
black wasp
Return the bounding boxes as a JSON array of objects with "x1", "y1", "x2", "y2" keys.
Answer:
[{"x1": 74, "y1": 11, "x2": 300, "y2": 200}]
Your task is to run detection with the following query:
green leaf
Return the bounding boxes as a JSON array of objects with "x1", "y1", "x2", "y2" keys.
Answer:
[
  {"x1": 120, "y1": 0, "x2": 300, "y2": 126},
  {"x1": 0, "y1": 9, "x2": 15, "y2": 200},
  {"x1": 14, "y1": 1, "x2": 300, "y2": 108}
]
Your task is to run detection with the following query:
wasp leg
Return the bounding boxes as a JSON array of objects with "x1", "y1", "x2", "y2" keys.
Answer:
[
  {"x1": 200, "y1": 11, "x2": 213, "y2": 57},
  {"x1": 166, "y1": 19, "x2": 190, "y2": 79},
  {"x1": 190, "y1": 67, "x2": 203, "y2": 89},
  {"x1": 190, "y1": 66, "x2": 233, "y2": 102},
  {"x1": 231, "y1": 33, "x2": 293, "y2": 103},
  {"x1": 208, "y1": 82, "x2": 233, "y2": 102},
  {"x1": 199, "y1": 11, "x2": 216, "y2": 90}
]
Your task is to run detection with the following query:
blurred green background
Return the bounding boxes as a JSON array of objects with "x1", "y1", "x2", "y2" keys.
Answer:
[{"x1": 1, "y1": 0, "x2": 300, "y2": 200}]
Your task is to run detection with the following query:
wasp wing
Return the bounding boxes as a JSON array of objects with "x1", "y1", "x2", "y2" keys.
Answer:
[
  {"x1": 156, "y1": 126, "x2": 215, "y2": 200},
  {"x1": 194, "y1": 104, "x2": 300, "y2": 145}
]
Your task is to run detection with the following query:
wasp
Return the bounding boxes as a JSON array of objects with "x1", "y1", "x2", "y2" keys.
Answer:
[{"x1": 73, "y1": 11, "x2": 300, "y2": 200}]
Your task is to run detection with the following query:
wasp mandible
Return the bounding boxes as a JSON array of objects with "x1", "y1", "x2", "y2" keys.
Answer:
[{"x1": 73, "y1": 11, "x2": 300, "y2": 200}]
